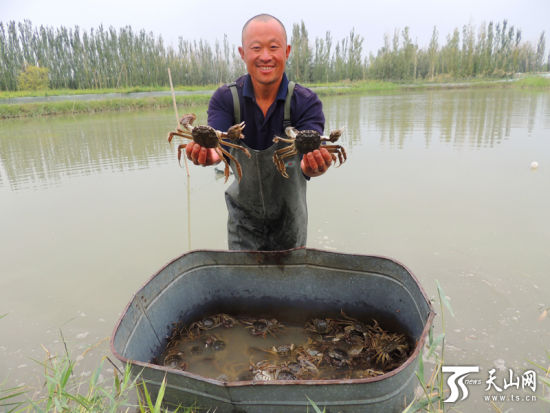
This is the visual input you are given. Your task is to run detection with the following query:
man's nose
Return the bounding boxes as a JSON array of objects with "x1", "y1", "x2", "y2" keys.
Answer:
[{"x1": 259, "y1": 48, "x2": 271, "y2": 60}]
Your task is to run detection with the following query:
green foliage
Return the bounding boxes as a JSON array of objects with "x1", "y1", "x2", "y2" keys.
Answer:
[
  {"x1": 17, "y1": 65, "x2": 49, "y2": 90},
  {"x1": 0, "y1": 93, "x2": 211, "y2": 119},
  {"x1": 514, "y1": 75, "x2": 550, "y2": 88},
  {"x1": 1, "y1": 19, "x2": 548, "y2": 91},
  {"x1": 403, "y1": 281, "x2": 454, "y2": 413},
  {"x1": 0, "y1": 382, "x2": 26, "y2": 412},
  {"x1": 306, "y1": 396, "x2": 326, "y2": 413},
  {"x1": 528, "y1": 350, "x2": 550, "y2": 404}
]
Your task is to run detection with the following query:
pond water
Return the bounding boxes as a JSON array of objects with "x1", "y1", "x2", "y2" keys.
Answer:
[{"x1": 1, "y1": 88, "x2": 549, "y2": 411}]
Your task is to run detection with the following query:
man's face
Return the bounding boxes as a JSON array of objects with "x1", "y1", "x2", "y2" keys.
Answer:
[{"x1": 239, "y1": 19, "x2": 291, "y2": 88}]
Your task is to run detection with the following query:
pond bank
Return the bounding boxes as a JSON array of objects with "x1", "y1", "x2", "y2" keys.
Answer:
[{"x1": 1, "y1": 76, "x2": 548, "y2": 119}]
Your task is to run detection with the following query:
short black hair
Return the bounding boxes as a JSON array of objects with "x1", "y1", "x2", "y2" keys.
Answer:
[{"x1": 241, "y1": 14, "x2": 287, "y2": 45}]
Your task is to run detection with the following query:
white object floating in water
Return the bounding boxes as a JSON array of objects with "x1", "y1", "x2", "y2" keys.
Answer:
[{"x1": 530, "y1": 161, "x2": 539, "y2": 170}]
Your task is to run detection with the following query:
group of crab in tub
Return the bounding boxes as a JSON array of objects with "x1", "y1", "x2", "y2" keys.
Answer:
[{"x1": 157, "y1": 311, "x2": 411, "y2": 382}]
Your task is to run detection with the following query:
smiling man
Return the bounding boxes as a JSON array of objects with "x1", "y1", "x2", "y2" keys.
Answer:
[{"x1": 185, "y1": 13, "x2": 333, "y2": 250}]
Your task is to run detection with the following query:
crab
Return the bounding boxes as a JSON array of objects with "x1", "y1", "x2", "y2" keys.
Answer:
[
  {"x1": 250, "y1": 360, "x2": 300, "y2": 381},
  {"x1": 163, "y1": 349, "x2": 187, "y2": 370},
  {"x1": 187, "y1": 313, "x2": 237, "y2": 337},
  {"x1": 369, "y1": 330, "x2": 410, "y2": 369},
  {"x1": 305, "y1": 318, "x2": 336, "y2": 336},
  {"x1": 323, "y1": 347, "x2": 352, "y2": 368},
  {"x1": 295, "y1": 342, "x2": 324, "y2": 367},
  {"x1": 250, "y1": 360, "x2": 279, "y2": 381},
  {"x1": 254, "y1": 343, "x2": 296, "y2": 358},
  {"x1": 202, "y1": 334, "x2": 226, "y2": 352},
  {"x1": 272, "y1": 126, "x2": 347, "y2": 178},
  {"x1": 240, "y1": 318, "x2": 284, "y2": 338},
  {"x1": 167, "y1": 113, "x2": 251, "y2": 182}
]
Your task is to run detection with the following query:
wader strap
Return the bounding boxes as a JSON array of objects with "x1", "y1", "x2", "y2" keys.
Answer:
[
  {"x1": 228, "y1": 82, "x2": 240, "y2": 124},
  {"x1": 284, "y1": 81, "x2": 295, "y2": 129},
  {"x1": 229, "y1": 80, "x2": 295, "y2": 127}
]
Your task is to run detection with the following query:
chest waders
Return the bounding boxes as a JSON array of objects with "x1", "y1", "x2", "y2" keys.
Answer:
[{"x1": 225, "y1": 81, "x2": 307, "y2": 251}]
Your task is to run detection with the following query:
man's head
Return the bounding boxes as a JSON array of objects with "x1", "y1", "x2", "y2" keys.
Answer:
[
  {"x1": 239, "y1": 14, "x2": 291, "y2": 89},
  {"x1": 241, "y1": 14, "x2": 287, "y2": 46}
]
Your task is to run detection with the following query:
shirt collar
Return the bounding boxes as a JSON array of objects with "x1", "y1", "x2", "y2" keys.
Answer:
[{"x1": 243, "y1": 73, "x2": 289, "y2": 101}]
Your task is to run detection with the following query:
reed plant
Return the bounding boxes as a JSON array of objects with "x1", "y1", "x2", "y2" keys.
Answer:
[
  {"x1": 0, "y1": 323, "x2": 189, "y2": 413},
  {"x1": 0, "y1": 313, "x2": 26, "y2": 413},
  {"x1": 529, "y1": 351, "x2": 550, "y2": 404},
  {"x1": 403, "y1": 280, "x2": 454, "y2": 413}
]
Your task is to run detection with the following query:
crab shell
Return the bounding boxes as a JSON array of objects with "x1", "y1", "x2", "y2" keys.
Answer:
[
  {"x1": 190, "y1": 125, "x2": 220, "y2": 148},
  {"x1": 293, "y1": 130, "x2": 322, "y2": 154}
]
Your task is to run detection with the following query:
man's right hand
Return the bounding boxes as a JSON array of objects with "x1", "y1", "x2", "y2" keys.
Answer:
[{"x1": 186, "y1": 141, "x2": 221, "y2": 166}]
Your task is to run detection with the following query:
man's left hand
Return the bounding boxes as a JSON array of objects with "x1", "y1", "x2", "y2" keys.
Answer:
[{"x1": 301, "y1": 148, "x2": 333, "y2": 178}]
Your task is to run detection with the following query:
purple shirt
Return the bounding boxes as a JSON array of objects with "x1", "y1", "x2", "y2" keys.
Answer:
[{"x1": 207, "y1": 73, "x2": 325, "y2": 150}]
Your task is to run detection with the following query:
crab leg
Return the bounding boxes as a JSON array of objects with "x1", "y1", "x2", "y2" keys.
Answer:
[
  {"x1": 168, "y1": 129, "x2": 193, "y2": 143},
  {"x1": 273, "y1": 136, "x2": 295, "y2": 144},
  {"x1": 214, "y1": 147, "x2": 232, "y2": 183},
  {"x1": 177, "y1": 144, "x2": 188, "y2": 165},
  {"x1": 274, "y1": 144, "x2": 296, "y2": 156},
  {"x1": 272, "y1": 145, "x2": 296, "y2": 176},
  {"x1": 272, "y1": 154, "x2": 288, "y2": 178},
  {"x1": 273, "y1": 148, "x2": 298, "y2": 178},
  {"x1": 219, "y1": 147, "x2": 244, "y2": 182},
  {"x1": 273, "y1": 152, "x2": 289, "y2": 178},
  {"x1": 278, "y1": 148, "x2": 298, "y2": 162},
  {"x1": 219, "y1": 139, "x2": 251, "y2": 158},
  {"x1": 324, "y1": 145, "x2": 347, "y2": 166}
]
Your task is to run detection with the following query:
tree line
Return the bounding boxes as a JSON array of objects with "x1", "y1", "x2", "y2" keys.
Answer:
[
  {"x1": 0, "y1": 20, "x2": 245, "y2": 90},
  {"x1": 0, "y1": 19, "x2": 547, "y2": 91}
]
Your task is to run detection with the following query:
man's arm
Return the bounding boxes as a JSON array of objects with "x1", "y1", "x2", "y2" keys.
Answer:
[
  {"x1": 292, "y1": 87, "x2": 333, "y2": 178},
  {"x1": 184, "y1": 86, "x2": 234, "y2": 166}
]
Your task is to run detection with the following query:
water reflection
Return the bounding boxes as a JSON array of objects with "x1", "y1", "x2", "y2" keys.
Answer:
[
  {"x1": 0, "y1": 109, "x2": 186, "y2": 191},
  {"x1": 323, "y1": 89, "x2": 549, "y2": 151},
  {"x1": 0, "y1": 90, "x2": 548, "y2": 191}
]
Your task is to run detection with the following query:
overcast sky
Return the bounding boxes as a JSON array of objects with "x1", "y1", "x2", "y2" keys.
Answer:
[{"x1": 2, "y1": 0, "x2": 549, "y2": 55}]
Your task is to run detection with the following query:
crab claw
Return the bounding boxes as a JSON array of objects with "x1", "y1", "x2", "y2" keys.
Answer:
[
  {"x1": 285, "y1": 126, "x2": 298, "y2": 139},
  {"x1": 180, "y1": 113, "x2": 197, "y2": 130},
  {"x1": 226, "y1": 121, "x2": 246, "y2": 140},
  {"x1": 329, "y1": 127, "x2": 345, "y2": 142}
]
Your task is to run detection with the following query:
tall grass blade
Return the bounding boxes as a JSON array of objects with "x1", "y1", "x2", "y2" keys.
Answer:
[
  {"x1": 154, "y1": 377, "x2": 167, "y2": 412},
  {"x1": 306, "y1": 395, "x2": 325, "y2": 413},
  {"x1": 426, "y1": 333, "x2": 445, "y2": 358},
  {"x1": 417, "y1": 348, "x2": 425, "y2": 385},
  {"x1": 436, "y1": 279, "x2": 455, "y2": 318}
]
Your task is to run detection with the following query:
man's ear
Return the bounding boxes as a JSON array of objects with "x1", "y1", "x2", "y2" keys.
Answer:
[
  {"x1": 286, "y1": 44, "x2": 291, "y2": 59},
  {"x1": 238, "y1": 46, "x2": 245, "y2": 60}
]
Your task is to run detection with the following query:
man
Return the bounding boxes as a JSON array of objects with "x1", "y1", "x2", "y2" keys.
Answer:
[{"x1": 184, "y1": 14, "x2": 333, "y2": 250}]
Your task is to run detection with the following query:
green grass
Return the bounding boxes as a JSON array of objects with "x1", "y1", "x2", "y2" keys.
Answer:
[
  {"x1": 0, "y1": 84, "x2": 219, "y2": 100},
  {"x1": 2, "y1": 348, "x2": 189, "y2": 413},
  {"x1": 513, "y1": 75, "x2": 550, "y2": 89},
  {"x1": 2, "y1": 75, "x2": 548, "y2": 119},
  {"x1": 0, "y1": 94, "x2": 211, "y2": 119},
  {"x1": 402, "y1": 280, "x2": 454, "y2": 413}
]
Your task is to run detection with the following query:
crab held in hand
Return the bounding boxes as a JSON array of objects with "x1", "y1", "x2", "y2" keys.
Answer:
[
  {"x1": 272, "y1": 126, "x2": 347, "y2": 178},
  {"x1": 167, "y1": 113, "x2": 251, "y2": 182}
]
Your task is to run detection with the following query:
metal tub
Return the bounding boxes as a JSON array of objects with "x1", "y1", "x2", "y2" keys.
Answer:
[{"x1": 111, "y1": 248, "x2": 434, "y2": 412}]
